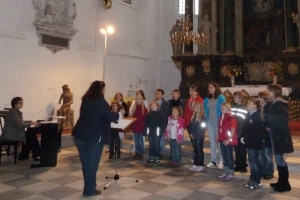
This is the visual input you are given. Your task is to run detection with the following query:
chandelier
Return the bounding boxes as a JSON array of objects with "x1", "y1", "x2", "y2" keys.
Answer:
[{"x1": 170, "y1": 16, "x2": 207, "y2": 46}]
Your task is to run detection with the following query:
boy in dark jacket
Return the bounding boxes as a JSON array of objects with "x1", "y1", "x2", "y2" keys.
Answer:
[
  {"x1": 144, "y1": 101, "x2": 164, "y2": 163},
  {"x1": 241, "y1": 98, "x2": 265, "y2": 190}
]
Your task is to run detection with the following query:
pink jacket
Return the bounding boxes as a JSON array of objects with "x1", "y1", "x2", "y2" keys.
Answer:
[{"x1": 164, "y1": 116, "x2": 185, "y2": 142}]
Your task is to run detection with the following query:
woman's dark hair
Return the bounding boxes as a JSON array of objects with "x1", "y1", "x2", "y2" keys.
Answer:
[
  {"x1": 82, "y1": 81, "x2": 105, "y2": 101},
  {"x1": 207, "y1": 81, "x2": 222, "y2": 99},
  {"x1": 267, "y1": 84, "x2": 282, "y2": 98},
  {"x1": 136, "y1": 90, "x2": 146, "y2": 100},
  {"x1": 11, "y1": 97, "x2": 23, "y2": 108}
]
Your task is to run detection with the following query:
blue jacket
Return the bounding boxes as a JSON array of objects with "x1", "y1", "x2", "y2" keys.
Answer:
[
  {"x1": 203, "y1": 94, "x2": 226, "y2": 121},
  {"x1": 72, "y1": 97, "x2": 119, "y2": 144}
]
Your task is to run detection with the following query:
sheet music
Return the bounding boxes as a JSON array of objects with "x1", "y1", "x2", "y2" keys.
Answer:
[{"x1": 111, "y1": 119, "x2": 133, "y2": 129}]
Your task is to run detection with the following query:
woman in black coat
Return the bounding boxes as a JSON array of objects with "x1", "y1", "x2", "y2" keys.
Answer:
[
  {"x1": 267, "y1": 84, "x2": 294, "y2": 192},
  {"x1": 72, "y1": 81, "x2": 124, "y2": 197}
]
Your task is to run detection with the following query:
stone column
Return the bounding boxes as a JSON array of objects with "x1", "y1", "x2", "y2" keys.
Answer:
[
  {"x1": 184, "y1": 0, "x2": 194, "y2": 55},
  {"x1": 284, "y1": 0, "x2": 296, "y2": 51},
  {"x1": 211, "y1": 0, "x2": 218, "y2": 54},
  {"x1": 235, "y1": 0, "x2": 243, "y2": 56},
  {"x1": 223, "y1": 0, "x2": 235, "y2": 55},
  {"x1": 197, "y1": 0, "x2": 204, "y2": 54}
]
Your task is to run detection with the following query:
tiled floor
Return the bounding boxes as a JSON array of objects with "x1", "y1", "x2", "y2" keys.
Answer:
[{"x1": 1, "y1": 135, "x2": 300, "y2": 200}]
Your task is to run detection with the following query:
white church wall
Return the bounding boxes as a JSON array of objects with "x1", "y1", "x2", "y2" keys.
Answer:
[
  {"x1": 0, "y1": 0, "x2": 181, "y2": 124},
  {"x1": 159, "y1": 0, "x2": 181, "y2": 100},
  {"x1": 0, "y1": 0, "x2": 100, "y2": 122}
]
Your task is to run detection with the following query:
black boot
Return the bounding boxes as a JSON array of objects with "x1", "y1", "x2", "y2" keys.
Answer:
[
  {"x1": 270, "y1": 165, "x2": 281, "y2": 188},
  {"x1": 274, "y1": 164, "x2": 291, "y2": 192}
]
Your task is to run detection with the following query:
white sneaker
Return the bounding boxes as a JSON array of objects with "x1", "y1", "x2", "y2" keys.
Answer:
[
  {"x1": 217, "y1": 162, "x2": 224, "y2": 169},
  {"x1": 195, "y1": 166, "x2": 204, "y2": 172},
  {"x1": 206, "y1": 161, "x2": 216, "y2": 168},
  {"x1": 190, "y1": 159, "x2": 194, "y2": 164},
  {"x1": 189, "y1": 165, "x2": 197, "y2": 171}
]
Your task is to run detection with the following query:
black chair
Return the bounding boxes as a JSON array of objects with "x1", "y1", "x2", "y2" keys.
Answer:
[{"x1": 0, "y1": 140, "x2": 19, "y2": 164}]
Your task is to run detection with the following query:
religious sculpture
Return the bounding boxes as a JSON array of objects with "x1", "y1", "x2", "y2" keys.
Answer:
[
  {"x1": 57, "y1": 85, "x2": 74, "y2": 130},
  {"x1": 292, "y1": 12, "x2": 300, "y2": 49},
  {"x1": 197, "y1": 15, "x2": 217, "y2": 54},
  {"x1": 33, "y1": 0, "x2": 77, "y2": 53},
  {"x1": 170, "y1": 19, "x2": 183, "y2": 56}
]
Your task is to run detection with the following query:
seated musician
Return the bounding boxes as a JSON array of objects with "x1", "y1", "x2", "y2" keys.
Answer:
[{"x1": 1, "y1": 97, "x2": 41, "y2": 161}]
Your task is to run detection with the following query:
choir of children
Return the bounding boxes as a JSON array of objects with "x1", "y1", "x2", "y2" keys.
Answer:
[{"x1": 112, "y1": 84, "x2": 293, "y2": 193}]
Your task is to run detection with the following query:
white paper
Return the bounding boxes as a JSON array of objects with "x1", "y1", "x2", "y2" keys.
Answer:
[{"x1": 111, "y1": 119, "x2": 133, "y2": 130}]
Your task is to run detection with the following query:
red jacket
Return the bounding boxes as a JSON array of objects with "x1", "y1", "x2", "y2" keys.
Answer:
[
  {"x1": 131, "y1": 105, "x2": 148, "y2": 133},
  {"x1": 184, "y1": 96, "x2": 203, "y2": 128},
  {"x1": 218, "y1": 112, "x2": 237, "y2": 146}
]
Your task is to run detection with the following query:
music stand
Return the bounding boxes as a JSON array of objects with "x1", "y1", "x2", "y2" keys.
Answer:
[{"x1": 104, "y1": 117, "x2": 138, "y2": 190}]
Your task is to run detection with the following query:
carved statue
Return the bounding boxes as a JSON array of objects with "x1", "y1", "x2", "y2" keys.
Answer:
[
  {"x1": 57, "y1": 85, "x2": 74, "y2": 130},
  {"x1": 170, "y1": 19, "x2": 183, "y2": 56},
  {"x1": 33, "y1": 0, "x2": 77, "y2": 53},
  {"x1": 292, "y1": 12, "x2": 300, "y2": 48},
  {"x1": 197, "y1": 15, "x2": 217, "y2": 54}
]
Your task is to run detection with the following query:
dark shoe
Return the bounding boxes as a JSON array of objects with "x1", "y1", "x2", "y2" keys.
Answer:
[
  {"x1": 18, "y1": 156, "x2": 29, "y2": 161},
  {"x1": 153, "y1": 159, "x2": 160, "y2": 163},
  {"x1": 83, "y1": 189, "x2": 101, "y2": 197},
  {"x1": 146, "y1": 159, "x2": 154, "y2": 163},
  {"x1": 133, "y1": 153, "x2": 139, "y2": 160},
  {"x1": 137, "y1": 154, "x2": 143, "y2": 160},
  {"x1": 264, "y1": 174, "x2": 274, "y2": 180},
  {"x1": 249, "y1": 182, "x2": 261, "y2": 190},
  {"x1": 234, "y1": 166, "x2": 241, "y2": 172},
  {"x1": 240, "y1": 168, "x2": 248, "y2": 173},
  {"x1": 274, "y1": 182, "x2": 291, "y2": 192},
  {"x1": 32, "y1": 157, "x2": 40, "y2": 161},
  {"x1": 108, "y1": 154, "x2": 114, "y2": 159}
]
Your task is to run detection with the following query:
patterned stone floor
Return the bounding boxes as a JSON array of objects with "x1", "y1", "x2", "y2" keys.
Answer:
[{"x1": 1, "y1": 142, "x2": 300, "y2": 200}]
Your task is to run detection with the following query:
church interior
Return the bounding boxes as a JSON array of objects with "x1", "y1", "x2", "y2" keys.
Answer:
[{"x1": 1, "y1": 0, "x2": 300, "y2": 199}]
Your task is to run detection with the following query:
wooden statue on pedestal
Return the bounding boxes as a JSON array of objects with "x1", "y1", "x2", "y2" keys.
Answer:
[{"x1": 57, "y1": 85, "x2": 74, "y2": 130}]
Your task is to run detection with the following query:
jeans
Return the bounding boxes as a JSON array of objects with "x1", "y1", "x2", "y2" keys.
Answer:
[
  {"x1": 234, "y1": 138, "x2": 247, "y2": 169},
  {"x1": 134, "y1": 133, "x2": 144, "y2": 154},
  {"x1": 148, "y1": 135, "x2": 160, "y2": 159},
  {"x1": 275, "y1": 154, "x2": 287, "y2": 167},
  {"x1": 160, "y1": 137, "x2": 165, "y2": 154},
  {"x1": 247, "y1": 148, "x2": 261, "y2": 184},
  {"x1": 74, "y1": 137, "x2": 104, "y2": 196},
  {"x1": 207, "y1": 121, "x2": 223, "y2": 163},
  {"x1": 170, "y1": 139, "x2": 181, "y2": 164},
  {"x1": 220, "y1": 142, "x2": 234, "y2": 175},
  {"x1": 192, "y1": 139, "x2": 204, "y2": 166},
  {"x1": 259, "y1": 140, "x2": 274, "y2": 176}
]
